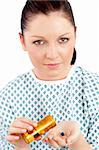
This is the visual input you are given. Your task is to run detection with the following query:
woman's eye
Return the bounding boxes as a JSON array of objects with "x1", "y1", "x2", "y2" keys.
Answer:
[
  {"x1": 58, "y1": 38, "x2": 69, "y2": 44},
  {"x1": 32, "y1": 40, "x2": 45, "y2": 45}
]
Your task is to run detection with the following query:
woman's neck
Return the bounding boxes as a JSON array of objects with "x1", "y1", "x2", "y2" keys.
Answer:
[{"x1": 32, "y1": 65, "x2": 72, "y2": 81}]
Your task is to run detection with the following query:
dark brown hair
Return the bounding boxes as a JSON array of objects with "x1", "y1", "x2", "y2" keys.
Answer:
[{"x1": 21, "y1": 0, "x2": 76, "y2": 64}]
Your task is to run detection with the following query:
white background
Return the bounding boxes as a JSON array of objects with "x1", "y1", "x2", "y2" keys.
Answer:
[{"x1": 0, "y1": 0, "x2": 99, "y2": 89}]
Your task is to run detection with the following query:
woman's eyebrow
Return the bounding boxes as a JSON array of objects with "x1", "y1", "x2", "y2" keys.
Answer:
[
  {"x1": 30, "y1": 33, "x2": 70, "y2": 38},
  {"x1": 59, "y1": 33, "x2": 70, "y2": 37},
  {"x1": 30, "y1": 35, "x2": 45, "y2": 38}
]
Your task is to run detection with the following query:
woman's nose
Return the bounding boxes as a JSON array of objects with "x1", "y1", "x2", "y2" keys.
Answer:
[{"x1": 46, "y1": 45, "x2": 59, "y2": 59}]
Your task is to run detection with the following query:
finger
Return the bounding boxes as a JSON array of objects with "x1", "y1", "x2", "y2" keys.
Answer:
[
  {"x1": 6, "y1": 135, "x2": 20, "y2": 142},
  {"x1": 42, "y1": 133, "x2": 54, "y2": 142},
  {"x1": 42, "y1": 137, "x2": 49, "y2": 143},
  {"x1": 54, "y1": 136, "x2": 67, "y2": 147},
  {"x1": 14, "y1": 117, "x2": 37, "y2": 127},
  {"x1": 8, "y1": 127, "x2": 27, "y2": 134},
  {"x1": 47, "y1": 136, "x2": 60, "y2": 148},
  {"x1": 42, "y1": 135, "x2": 59, "y2": 148},
  {"x1": 12, "y1": 120, "x2": 34, "y2": 131}
]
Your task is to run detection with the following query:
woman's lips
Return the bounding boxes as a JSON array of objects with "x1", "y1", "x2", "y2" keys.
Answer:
[{"x1": 44, "y1": 63, "x2": 61, "y2": 69}]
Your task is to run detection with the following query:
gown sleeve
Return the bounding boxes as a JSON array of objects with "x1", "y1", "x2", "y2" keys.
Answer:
[
  {"x1": 0, "y1": 87, "x2": 15, "y2": 150},
  {"x1": 83, "y1": 70, "x2": 99, "y2": 150}
]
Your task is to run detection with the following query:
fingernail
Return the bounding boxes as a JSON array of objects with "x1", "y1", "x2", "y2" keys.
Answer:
[
  {"x1": 45, "y1": 139, "x2": 48, "y2": 143},
  {"x1": 15, "y1": 136, "x2": 20, "y2": 140},
  {"x1": 28, "y1": 126, "x2": 33, "y2": 131},
  {"x1": 21, "y1": 129, "x2": 27, "y2": 133},
  {"x1": 43, "y1": 138, "x2": 48, "y2": 143}
]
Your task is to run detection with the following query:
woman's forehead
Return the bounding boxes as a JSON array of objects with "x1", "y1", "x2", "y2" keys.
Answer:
[
  {"x1": 25, "y1": 12, "x2": 74, "y2": 35},
  {"x1": 27, "y1": 11, "x2": 72, "y2": 25}
]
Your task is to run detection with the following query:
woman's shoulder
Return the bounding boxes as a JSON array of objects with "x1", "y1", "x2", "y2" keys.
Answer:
[
  {"x1": 0, "y1": 70, "x2": 33, "y2": 96},
  {"x1": 74, "y1": 66, "x2": 99, "y2": 96},
  {"x1": 75, "y1": 66, "x2": 99, "y2": 113},
  {"x1": 75, "y1": 66, "x2": 99, "y2": 83}
]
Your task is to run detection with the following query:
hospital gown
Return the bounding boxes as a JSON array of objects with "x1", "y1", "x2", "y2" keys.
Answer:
[{"x1": 0, "y1": 66, "x2": 99, "y2": 150}]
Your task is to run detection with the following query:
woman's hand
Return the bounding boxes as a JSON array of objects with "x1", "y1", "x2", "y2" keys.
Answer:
[
  {"x1": 6, "y1": 117, "x2": 37, "y2": 148},
  {"x1": 42, "y1": 121, "x2": 80, "y2": 148}
]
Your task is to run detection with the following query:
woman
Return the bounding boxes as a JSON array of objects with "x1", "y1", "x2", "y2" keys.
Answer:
[{"x1": 0, "y1": 0, "x2": 99, "y2": 150}]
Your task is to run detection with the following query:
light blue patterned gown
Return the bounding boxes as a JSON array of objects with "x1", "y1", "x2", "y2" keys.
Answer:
[{"x1": 0, "y1": 66, "x2": 99, "y2": 150}]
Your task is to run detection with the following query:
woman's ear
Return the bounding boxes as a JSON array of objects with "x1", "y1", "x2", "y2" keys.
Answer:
[{"x1": 19, "y1": 32, "x2": 27, "y2": 51}]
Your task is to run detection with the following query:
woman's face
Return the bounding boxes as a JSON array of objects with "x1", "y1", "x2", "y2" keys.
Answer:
[{"x1": 20, "y1": 11, "x2": 76, "y2": 80}]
